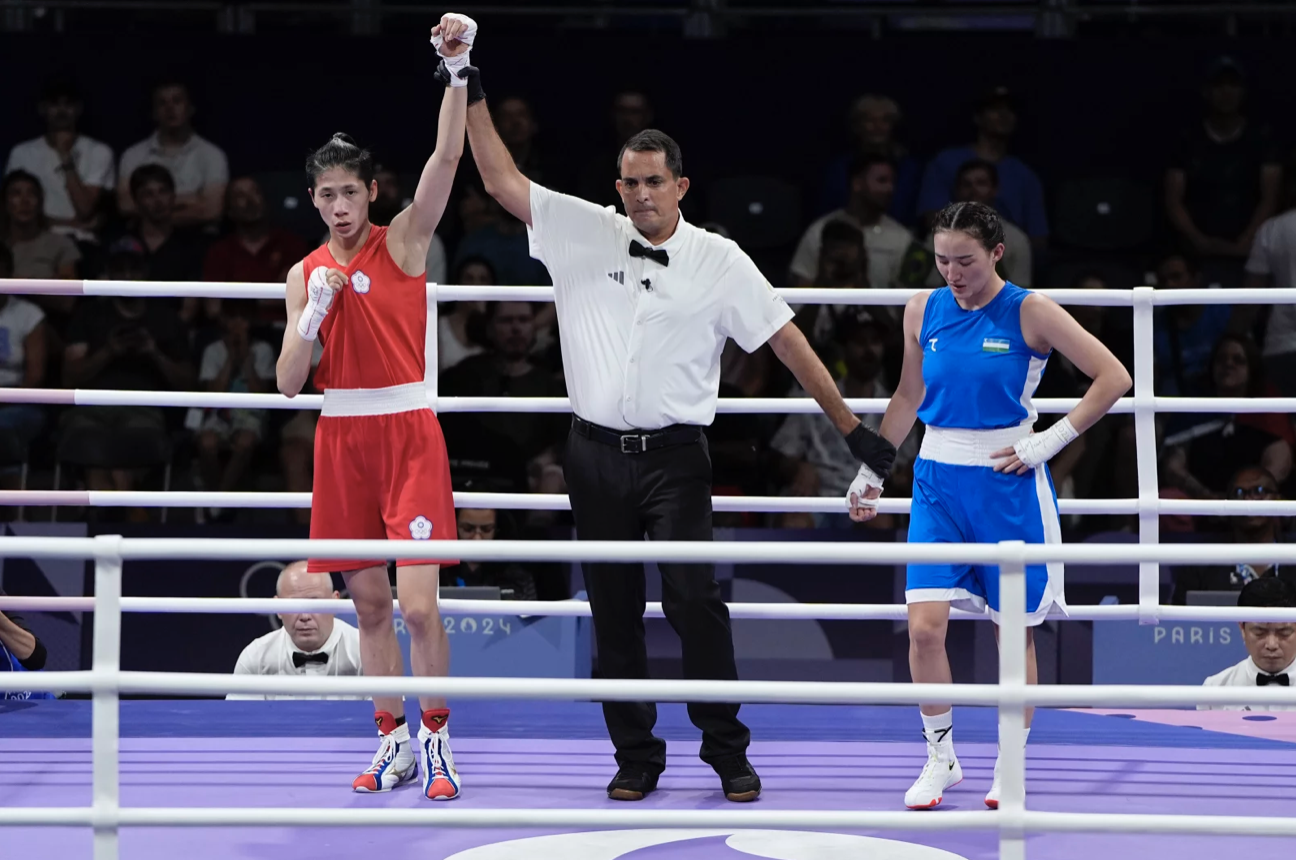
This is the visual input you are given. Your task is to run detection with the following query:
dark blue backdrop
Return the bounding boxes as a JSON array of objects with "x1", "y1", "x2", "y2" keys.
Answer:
[{"x1": 3, "y1": 34, "x2": 1293, "y2": 214}]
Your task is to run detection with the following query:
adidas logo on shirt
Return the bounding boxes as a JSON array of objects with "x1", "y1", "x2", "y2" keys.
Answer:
[{"x1": 607, "y1": 271, "x2": 625, "y2": 284}]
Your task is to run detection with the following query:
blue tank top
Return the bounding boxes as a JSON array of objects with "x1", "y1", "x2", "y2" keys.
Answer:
[{"x1": 916, "y1": 283, "x2": 1051, "y2": 430}]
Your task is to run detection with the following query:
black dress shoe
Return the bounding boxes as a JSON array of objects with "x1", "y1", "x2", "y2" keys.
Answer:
[
  {"x1": 715, "y1": 755, "x2": 761, "y2": 802},
  {"x1": 607, "y1": 768, "x2": 660, "y2": 801}
]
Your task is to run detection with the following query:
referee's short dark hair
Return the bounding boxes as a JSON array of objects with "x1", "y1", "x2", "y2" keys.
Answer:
[
  {"x1": 1239, "y1": 576, "x2": 1296, "y2": 609},
  {"x1": 617, "y1": 130, "x2": 683, "y2": 179}
]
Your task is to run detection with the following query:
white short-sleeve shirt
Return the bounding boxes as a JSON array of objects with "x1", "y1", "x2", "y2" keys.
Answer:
[
  {"x1": 5, "y1": 136, "x2": 116, "y2": 234},
  {"x1": 789, "y1": 209, "x2": 914, "y2": 290},
  {"x1": 227, "y1": 618, "x2": 363, "y2": 701},
  {"x1": 119, "y1": 132, "x2": 229, "y2": 198},
  {"x1": 0, "y1": 298, "x2": 44, "y2": 388},
  {"x1": 1245, "y1": 210, "x2": 1296, "y2": 356},
  {"x1": 1198, "y1": 655, "x2": 1296, "y2": 711},
  {"x1": 198, "y1": 339, "x2": 276, "y2": 385},
  {"x1": 770, "y1": 377, "x2": 919, "y2": 499},
  {"x1": 528, "y1": 183, "x2": 794, "y2": 430}
]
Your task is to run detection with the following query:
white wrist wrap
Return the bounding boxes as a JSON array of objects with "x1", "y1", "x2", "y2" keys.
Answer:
[
  {"x1": 1013, "y1": 417, "x2": 1079, "y2": 468},
  {"x1": 846, "y1": 462, "x2": 884, "y2": 510},
  {"x1": 431, "y1": 13, "x2": 477, "y2": 87},
  {"x1": 297, "y1": 267, "x2": 336, "y2": 342}
]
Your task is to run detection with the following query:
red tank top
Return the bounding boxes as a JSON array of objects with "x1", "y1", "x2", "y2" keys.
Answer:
[{"x1": 300, "y1": 226, "x2": 427, "y2": 391}]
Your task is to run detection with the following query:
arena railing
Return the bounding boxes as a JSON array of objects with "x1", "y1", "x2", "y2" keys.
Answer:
[{"x1": 4, "y1": 536, "x2": 1296, "y2": 860}]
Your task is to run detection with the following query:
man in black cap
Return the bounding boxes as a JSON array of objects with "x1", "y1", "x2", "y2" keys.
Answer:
[{"x1": 1165, "y1": 56, "x2": 1282, "y2": 269}]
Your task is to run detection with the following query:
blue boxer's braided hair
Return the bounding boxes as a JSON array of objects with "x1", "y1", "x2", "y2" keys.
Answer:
[{"x1": 932, "y1": 201, "x2": 1005, "y2": 253}]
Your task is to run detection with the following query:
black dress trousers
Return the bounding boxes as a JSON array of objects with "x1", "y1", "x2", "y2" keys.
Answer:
[{"x1": 563, "y1": 424, "x2": 751, "y2": 773}]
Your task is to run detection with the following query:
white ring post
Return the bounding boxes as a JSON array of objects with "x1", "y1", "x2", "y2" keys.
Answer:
[
  {"x1": 998, "y1": 539, "x2": 1028, "y2": 860},
  {"x1": 91, "y1": 534, "x2": 123, "y2": 860},
  {"x1": 1132, "y1": 286, "x2": 1160, "y2": 625}
]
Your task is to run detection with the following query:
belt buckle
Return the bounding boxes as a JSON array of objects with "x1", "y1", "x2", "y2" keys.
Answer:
[{"x1": 620, "y1": 434, "x2": 646, "y2": 454}]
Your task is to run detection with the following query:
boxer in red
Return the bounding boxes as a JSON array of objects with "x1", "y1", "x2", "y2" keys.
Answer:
[{"x1": 274, "y1": 12, "x2": 479, "y2": 801}]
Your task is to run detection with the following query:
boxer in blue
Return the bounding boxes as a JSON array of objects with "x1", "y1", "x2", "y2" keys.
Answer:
[{"x1": 845, "y1": 201, "x2": 1131, "y2": 810}]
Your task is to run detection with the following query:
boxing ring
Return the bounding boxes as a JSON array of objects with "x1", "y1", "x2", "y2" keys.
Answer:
[{"x1": 2, "y1": 279, "x2": 1296, "y2": 860}]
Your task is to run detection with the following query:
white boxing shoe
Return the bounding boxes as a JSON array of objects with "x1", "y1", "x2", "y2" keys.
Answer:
[
  {"x1": 352, "y1": 723, "x2": 417, "y2": 792},
  {"x1": 905, "y1": 747, "x2": 962, "y2": 810},
  {"x1": 418, "y1": 711, "x2": 461, "y2": 800},
  {"x1": 985, "y1": 756, "x2": 1001, "y2": 808}
]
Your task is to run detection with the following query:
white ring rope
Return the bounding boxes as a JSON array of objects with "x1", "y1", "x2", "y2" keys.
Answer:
[
  {"x1": 4, "y1": 387, "x2": 1295, "y2": 415},
  {"x1": 8, "y1": 806, "x2": 1296, "y2": 838},
  {"x1": 4, "y1": 668, "x2": 1296, "y2": 709},
  {"x1": 5, "y1": 278, "x2": 1296, "y2": 306},
  {"x1": 0, "y1": 595, "x2": 1293, "y2": 624},
  {"x1": 3, "y1": 489, "x2": 1293, "y2": 517},
  {"x1": 0, "y1": 535, "x2": 1292, "y2": 565}
]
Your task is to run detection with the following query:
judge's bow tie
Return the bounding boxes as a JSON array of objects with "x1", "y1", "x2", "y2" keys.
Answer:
[
  {"x1": 1257, "y1": 672, "x2": 1290, "y2": 686},
  {"x1": 292, "y1": 651, "x2": 329, "y2": 668},
  {"x1": 629, "y1": 241, "x2": 669, "y2": 266}
]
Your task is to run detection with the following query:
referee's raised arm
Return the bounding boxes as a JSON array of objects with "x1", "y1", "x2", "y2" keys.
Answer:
[{"x1": 464, "y1": 79, "x2": 534, "y2": 226}]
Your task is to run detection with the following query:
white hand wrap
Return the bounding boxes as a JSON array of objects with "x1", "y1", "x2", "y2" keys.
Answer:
[
  {"x1": 1012, "y1": 416, "x2": 1079, "y2": 469},
  {"x1": 297, "y1": 267, "x2": 337, "y2": 342},
  {"x1": 846, "y1": 463, "x2": 885, "y2": 511},
  {"x1": 431, "y1": 13, "x2": 477, "y2": 86}
]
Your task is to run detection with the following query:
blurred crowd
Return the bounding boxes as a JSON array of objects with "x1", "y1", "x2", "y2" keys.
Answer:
[{"x1": 2, "y1": 56, "x2": 1295, "y2": 595}]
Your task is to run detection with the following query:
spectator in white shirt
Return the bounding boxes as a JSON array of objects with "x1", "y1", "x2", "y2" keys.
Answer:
[
  {"x1": 1200, "y1": 576, "x2": 1296, "y2": 710},
  {"x1": 1242, "y1": 196, "x2": 1296, "y2": 394},
  {"x1": 789, "y1": 153, "x2": 913, "y2": 293},
  {"x1": 192, "y1": 302, "x2": 275, "y2": 519},
  {"x1": 278, "y1": 338, "x2": 323, "y2": 527},
  {"x1": 117, "y1": 79, "x2": 228, "y2": 229},
  {"x1": 925, "y1": 159, "x2": 1032, "y2": 288},
  {"x1": 439, "y1": 256, "x2": 490, "y2": 373},
  {"x1": 0, "y1": 245, "x2": 47, "y2": 485},
  {"x1": 228, "y1": 561, "x2": 363, "y2": 701},
  {"x1": 771, "y1": 312, "x2": 919, "y2": 527},
  {"x1": 4, "y1": 76, "x2": 115, "y2": 243}
]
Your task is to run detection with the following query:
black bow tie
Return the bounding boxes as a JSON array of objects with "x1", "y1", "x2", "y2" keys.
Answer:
[
  {"x1": 1257, "y1": 672, "x2": 1289, "y2": 686},
  {"x1": 292, "y1": 651, "x2": 329, "y2": 668},
  {"x1": 629, "y1": 240, "x2": 669, "y2": 266}
]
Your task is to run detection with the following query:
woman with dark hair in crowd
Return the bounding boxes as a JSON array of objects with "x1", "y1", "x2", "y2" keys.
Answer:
[
  {"x1": 438, "y1": 255, "x2": 492, "y2": 372},
  {"x1": 2, "y1": 170, "x2": 80, "y2": 281},
  {"x1": 1162, "y1": 333, "x2": 1294, "y2": 498},
  {"x1": 1172, "y1": 464, "x2": 1291, "y2": 602}
]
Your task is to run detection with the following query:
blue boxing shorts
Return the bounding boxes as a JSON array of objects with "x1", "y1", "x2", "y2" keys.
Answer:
[{"x1": 905, "y1": 425, "x2": 1067, "y2": 626}]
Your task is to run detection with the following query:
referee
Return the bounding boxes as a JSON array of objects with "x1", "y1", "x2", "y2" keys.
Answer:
[{"x1": 457, "y1": 64, "x2": 896, "y2": 802}]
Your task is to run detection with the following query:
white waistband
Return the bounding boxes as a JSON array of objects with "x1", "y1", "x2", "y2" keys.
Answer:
[
  {"x1": 919, "y1": 424, "x2": 1032, "y2": 468},
  {"x1": 321, "y1": 382, "x2": 428, "y2": 417}
]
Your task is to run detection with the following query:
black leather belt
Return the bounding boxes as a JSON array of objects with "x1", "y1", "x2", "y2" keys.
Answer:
[{"x1": 572, "y1": 416, "x2": 702, "y2": 455}]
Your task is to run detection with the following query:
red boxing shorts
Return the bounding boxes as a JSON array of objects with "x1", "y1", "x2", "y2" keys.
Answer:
[{"x1": 307, "y1": 385, "x2": 458, "y2": 573}]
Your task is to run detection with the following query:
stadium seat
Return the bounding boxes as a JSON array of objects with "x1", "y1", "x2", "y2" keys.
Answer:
[
  {"x1": 705, "y1": 175, "x2": 803, "y2": 251},
  {"x1": 1052, "y1": 177, "x2": 1156, "y2": 252}
]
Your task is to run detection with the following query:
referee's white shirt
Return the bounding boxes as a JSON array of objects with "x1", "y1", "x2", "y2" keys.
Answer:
[
  {"x1": 528, "y1": 184, "x2": 795, "y2": 431},
  {"x1": 227, "y1": 619, "x2": 363, "y2": 701},
  {"x1": 1198, "y1": 655, "x2": 1296, "y2": 711}
]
